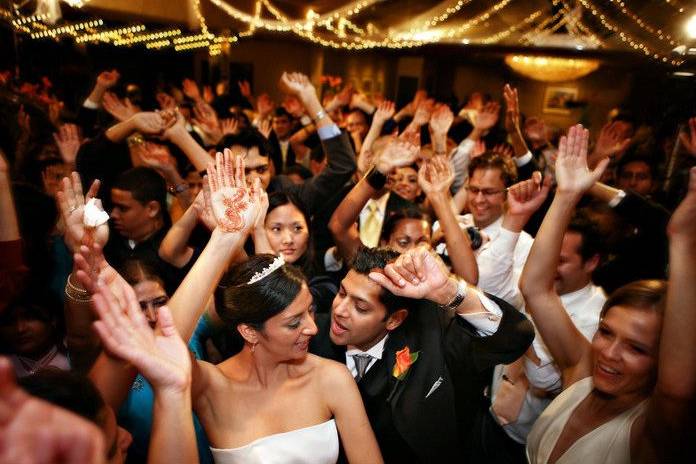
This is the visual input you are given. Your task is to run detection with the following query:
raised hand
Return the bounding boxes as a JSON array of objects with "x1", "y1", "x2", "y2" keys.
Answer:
[
  {"x1": 17, "y1": 104, "x2": 30, "y2": 136},
  {"x1": 333, "y1": 83, "x2": 354, "y2": 107},
  {"x1": 472, "y1": 140, "x2": 486, "y2": 158},
  {"x1": 191, "y1": 188, "x2": 217, "y2": 231},
  {"x1": 103, "y1": 92, "x2": 138, "y2": 122},
  {"x1": 679, "y1": 117, "x2": 696, "y2": 158},
  {"x1": 592, "y1": 121, "x2": 631, "y2": 161},
  {"x1": 203, "y1": 85, "x2": 214, "y2": 104},
  {"x1": 667, "y1": 166, "x2": 696, "y2": 240},
  {"x1": 92, "y1": 279, "x2": 191, "y2": 393},
  {"x1": 130, "y1": 111, "x2": 174, "y2": 136},
  {"x1": 556, "y1": 124, "x2": 609, "y2": 196},
  {"x1": 136, "y1": 141, "x2": 176, "y2": 173},
  {"x1": 258, "y1": 118, "x2": 272, "y2": 139},
  {"x1": 256, "y1": 93, "x2": 275, "y2": 118},
  {"x1": 506, "y1": 171, "x2": 552, "y2": 218},
  {"x1": 368, "y1": 246, "x2": 451, "y2": 301},
  {"x1": 182, "y1": 78, "x2": 201, "y2": 101},
  {"x1": 503, "y1": 84, "x2": 520, "y2": 134},
  {"x1": 161, "y1": 108, "x2": 187, "y2": 140},
  {"x1": 282, "y1": 96, "x2": 305, "y2": 118},
  {"x1": 491, "y1": 143, "x2": 514, "y2": 159},
  {"x1": 279, "y1": 72, "x2": 316, "y2": 102},
  {"x1": 53, "y1": 123, "x2": 81, "y2": 166},
  {"x1": 376, "y1": 137, "x2": 420, "y2": 174},
  {"x1": 96, "y1": 69, "x2": 120, "y2": 89},
  {"x1": 206, "y1": 149, "x2": 262, "y2": 233},
  {"x1": 429, "y1": 104, "x2": 454, "y2": 136},
  {"x1": 524, "y1": 116, "x2": 548, "y2": 145},
  {"x1": 220, "y1": 118, "x2": 239, "y2": 136},
  {"x1": 238, "y1": 80, "x2": 252, "y2": 99},
  {"x1": 418, "y1": 155, "x2": 454, "y2": 196},
  {"x1": 473, "y1": 101, "x2": 500, "y2": 131},
  {"x1": 56, "y1": 172, "x2": 108, "y2": 253},
  {"x1": 192, "y1": 101, "x2": 222, "y2": 142},
  {"x1": 156, "y1": 92, "x2": 177, "y2": 111},
  {"x1": 373, "y1": 100, "x2": 395, "y2": 126},
  {"x1": 0, "y1": 358, "x2": 105, "y2": 463},
  {"x1": 412, "y1": 100, "x2": 434, "y2": 127}
]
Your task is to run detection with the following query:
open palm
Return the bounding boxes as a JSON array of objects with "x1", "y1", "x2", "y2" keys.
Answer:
[
  {"x1": 556, "y1": 124, "x2": 608, "y2": 195},
  {"x1": 92, "y1": 282, "x2": 191, "y2": 392},
  {"x1": 57, "y1": 173, "x2": 108, "y2": 253}
]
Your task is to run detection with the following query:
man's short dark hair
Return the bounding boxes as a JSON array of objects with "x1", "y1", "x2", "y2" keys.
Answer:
[
  {"x1": 616, "y1": 154, "x2": 657, "y2": 180},
  {"x1": 112, "y1": 166, "x2": 168, "y2": 221},
  {"x1": 567, "y1": 209, "x2": 605, "y2": 263},
  {"x1": 349, "y1": 246, "x2": 416, "y2": 315},
  {"x1": 216, "y1": 128, "x2": 271, "y2": 157},
  {"x1": 467, "y1": 152, "x2": 518, "y2": 187},
  {"x1": 273, "y1": 107, "x2": 292, "y2": 120},
  {"x1": 19, "y1": 369, "x2": 105, "y2": 426}
]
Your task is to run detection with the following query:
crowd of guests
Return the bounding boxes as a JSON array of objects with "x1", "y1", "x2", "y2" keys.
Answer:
[{"x1": 0, "y1": 62, "x2": 695, "y2": 464}]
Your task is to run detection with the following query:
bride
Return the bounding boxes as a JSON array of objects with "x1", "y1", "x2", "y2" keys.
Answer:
[{"x1": 90, "y1": 149, "x2": 383, "y2": 464}]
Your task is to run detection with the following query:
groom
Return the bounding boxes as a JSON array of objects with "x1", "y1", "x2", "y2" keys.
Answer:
[{"x1": 311, "y1": 246, "x2": 534, "y2": 463}]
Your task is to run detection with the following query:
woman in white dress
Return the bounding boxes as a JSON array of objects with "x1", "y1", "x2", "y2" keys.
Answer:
[{"x1": 519, "y1": 124, "x2": 696, "y2": 463}]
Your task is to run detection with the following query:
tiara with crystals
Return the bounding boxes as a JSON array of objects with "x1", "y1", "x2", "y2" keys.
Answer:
[{"x1": 247, "y1": 255, "x2": 285, "y2": 285}]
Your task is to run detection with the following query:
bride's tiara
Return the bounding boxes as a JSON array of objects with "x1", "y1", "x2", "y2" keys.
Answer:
[{"x1": 247, "y1": 255, "x2": 285, "y2": 285}]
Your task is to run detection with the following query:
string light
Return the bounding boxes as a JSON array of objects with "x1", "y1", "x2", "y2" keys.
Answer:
[
  {"x1": 408, "y1": 0, "x2": 472, "y2": 31},
  {"x1": 12, "y1": 14, "x2": 47, "y2": 27},
  {"x1": 111, "y1": 29, "x2": 181, "y2": 46},
  {"x1": 605, "y1": 0, "x2": 682, "y2": 47},
  {"x1": 146, "y1": 40, "x2": 171, "y2": 49},
  {"x1": 30, "y1": 19, "x2": 103, "y2": 39},
  {"x1": 479, "y1": 10, "x2": 542, "y2": 44},
  {"x1": 174, "y1": 40, "x2": 210, "y2": 51},
  {"x1": 443, "y1": 0, "x2": 516, "y2": 39},
  {"x1": 75, "y1": 25, "x2": 146, "y2": 43},
  {"x1": 576, "y1": 0, "x2": 683, "y2": 65}
]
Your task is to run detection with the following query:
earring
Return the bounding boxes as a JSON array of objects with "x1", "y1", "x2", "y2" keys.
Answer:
[{"x1": 251, "y1": 342, "x2": 257, "y2": 353}]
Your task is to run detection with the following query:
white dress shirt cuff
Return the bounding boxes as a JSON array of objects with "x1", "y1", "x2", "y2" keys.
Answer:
[
  {"x1": 317, "y1": 124, "x2": 341, "y2": 140},
  {"x1": 457, "y1": 289, "x2": 503, "y2": 336},
  {"x1": 608, "y1": 189, "x2": 626, "y2": 208},
  {"x1": 83, "y1": 99, "x2": 99, "y2": 109},
  {"x1": 514, "y1": 151, "x2": 533, "y2": 167}
]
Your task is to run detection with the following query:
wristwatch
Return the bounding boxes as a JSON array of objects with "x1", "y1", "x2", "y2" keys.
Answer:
[
  {"x1": 364, "y1": 165, "x2": 388, "y2": 190},
  {"x1": 439, "y1": 278, "x2": 468, "y2": 311}
]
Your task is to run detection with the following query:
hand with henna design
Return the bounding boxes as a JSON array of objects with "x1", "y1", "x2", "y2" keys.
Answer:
[{"x1": 206, "y1": 149, "x2": 263, "y2": 234}]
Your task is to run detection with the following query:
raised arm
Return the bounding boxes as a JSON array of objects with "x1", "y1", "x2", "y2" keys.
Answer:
[
  {"x1": 91, "y1": 277, "x2": 197, "y2": 464},
  {"x1": 639, "y1": 167, "x2": 696, "y2": 461},
  {"x1": 359, "y1": 100, "x2": 395, "y2": 173},
  {"x1": 503, "y1": 84, "x2": 530, "y2": 158},
  {"x1": 419, "y1": 155, "x2": 478, "y2": 284},
  {"x1": 519, "y1": 125, "x2": 609, "y2": 381},
  {"x1": 163, "y1": 110, "x2": 212, "y2": 172},
  {"x1": 328, "y1": 138, "x2": 419, "y2": 261}
]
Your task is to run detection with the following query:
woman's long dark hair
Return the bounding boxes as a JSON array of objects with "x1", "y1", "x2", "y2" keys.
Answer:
[{"x1": 266, "y1": 192, "x2": 319, "y2": 278}]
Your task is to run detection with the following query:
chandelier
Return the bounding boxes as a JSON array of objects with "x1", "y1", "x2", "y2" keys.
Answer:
[{"x1": 504, "y1": 54, "x2": 600, "y2": 82}]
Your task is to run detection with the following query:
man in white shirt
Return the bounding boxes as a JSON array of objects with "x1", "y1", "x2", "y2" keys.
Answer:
[
  {"x1": 490, "y1": 211, "x2": 607, "y2": 451},
  {"x1": 311, "y1": 246, "x2": 534, "y2": 462}
]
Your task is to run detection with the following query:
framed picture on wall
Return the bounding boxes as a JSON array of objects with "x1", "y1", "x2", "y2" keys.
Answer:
[{"x1": 543, "y1": 86, "x2": 578, "y2": 114}]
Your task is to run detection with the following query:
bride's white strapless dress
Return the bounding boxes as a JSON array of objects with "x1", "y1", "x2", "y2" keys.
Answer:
[{"x1": 209, "y1": 419, "x2": 339, "y2": 464}]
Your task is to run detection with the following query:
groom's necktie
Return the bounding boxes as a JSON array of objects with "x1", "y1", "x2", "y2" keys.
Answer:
[{"x1": 352, "y1": 354, "x2": 373, "y2": 382}]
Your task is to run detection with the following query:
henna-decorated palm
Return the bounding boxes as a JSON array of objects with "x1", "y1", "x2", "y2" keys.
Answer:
[
  {"x1": 53, "y1": 123, "x2": 81, "y2": 165},
  {"x1": 473, "y1": 101, "x2": 500, "y2": 131},
  {"x1": 556, "y1": 124, "x2": 609, "y2": 195},
  {"x1": 92, "y1": 281, "x2": 191, "y2": 393},
  {"x1": 429, "y1": 104, "x2": 454, "y2": 136},
  {"x1": 207, "y1": 149, "x2": 262, "y2": 234},
  {"x1": 418, "y1": 155, "x2": 454, "y2": 196},
  {"x1": 56, "y1": 173, "x2": 108, "y2": 253},
  {"x1": 376, "y1": 137, "x2": 420, "y2": 174},
  {"x1": 368, "y1": 246, "x2": 451, "y2": 301}
]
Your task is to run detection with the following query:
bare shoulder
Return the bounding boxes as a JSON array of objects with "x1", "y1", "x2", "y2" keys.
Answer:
[{"x1": 311, "y1": 355, "x2": 355, "y2": 389}]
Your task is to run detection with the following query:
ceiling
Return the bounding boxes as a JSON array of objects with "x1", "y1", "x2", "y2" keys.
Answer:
[{"x1": 7, "y1": 1, "x2": 696, "y2": 65}]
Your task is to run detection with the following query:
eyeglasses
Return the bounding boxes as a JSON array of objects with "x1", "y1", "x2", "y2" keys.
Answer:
[
  {"x1": 139, "y1": 296, "x2": 168, "y2": 311},
  {"x1": 465, "y1": 186, "x2": 506, "y2": 197},
  {"x1": 618, "y1": 171, "x2": 650, "y2": 182}
]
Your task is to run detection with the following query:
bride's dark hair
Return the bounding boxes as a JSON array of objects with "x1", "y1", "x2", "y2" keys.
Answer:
[{"x1": 215, "y1": 254, "x2": 306, "y2": 330}]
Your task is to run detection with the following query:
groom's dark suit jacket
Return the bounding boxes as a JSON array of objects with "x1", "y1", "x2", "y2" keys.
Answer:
[{"x1": 310, "y1": 293, "x2": 533, "y2": 463}]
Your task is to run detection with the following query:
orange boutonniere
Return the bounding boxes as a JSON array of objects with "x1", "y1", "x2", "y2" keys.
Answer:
[{"x1": 392, "y1": 346, "x2": 419, "y2": 380}]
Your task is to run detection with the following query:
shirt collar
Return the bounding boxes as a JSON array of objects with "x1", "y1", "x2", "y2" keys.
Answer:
[
  {"x1": 346, "y1": 333, "x2": 389, "y2": 360},
  {"x1": 480, "y1": 215, "x2": 503, "y2": 237},
  {"x1": 367, "y1": 192, "x2": 390, "y2": 215}
]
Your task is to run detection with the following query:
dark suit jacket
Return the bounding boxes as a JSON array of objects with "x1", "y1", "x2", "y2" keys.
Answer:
[
  {"x1": 310, "y1": 294, "x2": 534, "y2": 463},
  {"x1": 267, "y1": 131, "x2": 297, "y2": 174},
  {"x1": 268, "y1": 132, "x2": 356, "y2": 216}
]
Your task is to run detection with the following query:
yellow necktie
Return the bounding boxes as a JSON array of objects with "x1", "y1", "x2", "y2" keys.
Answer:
[{"x1": 360, "y1": 202, "x2": 381, "y2": 248}]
